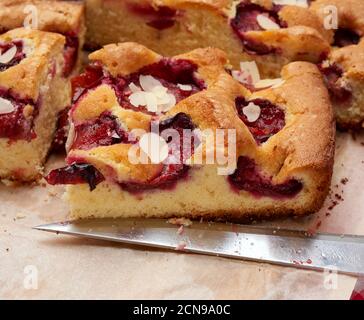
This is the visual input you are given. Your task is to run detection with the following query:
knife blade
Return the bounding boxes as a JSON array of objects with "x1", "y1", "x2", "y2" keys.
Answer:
[{"x1": 34, "y1": 218, "x2": 364, "y2": 276}]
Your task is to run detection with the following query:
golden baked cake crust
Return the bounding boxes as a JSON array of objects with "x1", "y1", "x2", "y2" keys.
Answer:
[
  {"x1": 319, "y1": 39, "x2": 364, "y2": 129},
  {"x1": 0, "y1": 0, "x2": 86, "y2": 153},
  {"x1": 0, "y1": 28, "x2": 64, "y2": 100},
  {"x1": 0, "y1": 28, "x2": 71, "y2": 181},
  {"x1": 0, "y1": 0, "x2": 84, "y2": 34},
  {"x1": 84, "y1": 0, "x2": 330, "y2": 78},
  {"x1": 0, "y1": 0, "x2": 86, "y2": 77},
  {"x1": 46, "y1": 43, "x2": 335, "y2": 221},
  {"x1": 312, "y1": 0, "x2": 364, "y2": 129},
  {"x1": 311, "y1": 0, "x2": 364, "y2": 41}
]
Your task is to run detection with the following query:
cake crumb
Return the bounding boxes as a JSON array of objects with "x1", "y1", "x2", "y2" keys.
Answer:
[
  {"x1": 22, "y1": 104, "x2": 34, "y2": 118},
  {"x1": 334, "y1": 194, "x2": 343, "y2": 201},
  {"x1": 48, "y1": 190, "x2": 57, "y2": 197},
  {"x1": 177, "y1": 225, "x2": 184, "y2": 235},
  {"x1": 15, "y1": 213, "x2": 26, "y2": 220},
  {"x1": 175, "y1": 241, "x2": 187, "y2": 251},
  {"x1": 167, "y1": 218, "x2": 193, "y2": 227}
]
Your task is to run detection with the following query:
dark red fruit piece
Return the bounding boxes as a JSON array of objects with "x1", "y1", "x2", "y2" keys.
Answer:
[
  {"x1": 63, "y1": 33, "x2": 79, "y2": 77},
  {"x1": 0, "y1": 89, "x2": 37, "y2": 141},
  {"x1": 71, "y1": 63, "x2": 104, "y2": 102},
  {"x1": 318, "y1": 62, "x2": 352, "y2": 103},
  {"x1": 333, "y1": 28, "x2": 360, "y2": 48},
  {"x1": 147, "y1": 19, "x2": 175, "y2": 30},
  {"x1": 127, "y1": 2, "x2": 178, "y2": 30},
  {"x1": 235, "y1": 97, "x2": 285, "y2": 144},
  {"x1": 71, "y1": 112, "x2": 130, "y2": 151},
  {"x1": 51, "y1": 107, "x2": 70, "y2": 153},
  {"x1": 121, "y1": 113, "x2": 198, "y2": 192},
  {"x1": 45, "y1": 163, "x2": 105, "y2": 191},
  {"x1": 72, "y1": 58, "x2": 204, "y2": 114},
  {"x1": 158, "y1": 111, "x2": 199, "y2": 164},
  {"x1": 127, "y1": 2, "x2": 176, "y2": 18},
  {"x1": 229, "y1": 156, "x2": 303, "y2": 198},
  {"x1": 230, "y1": 0, "x2": 286, "y2": 55},
  {"x1": 46, "y1": 113, "x2": 198, "y2": 191},
  {"x1": 120, "y1": 165, "x2": 190, "y2": 192},
  {"x1": 0, "y1": 40, "x2": 26, "y2": 71},
  {"x1": 138, "y1": 58, "x2": 202, "y2": 85},
  {"x1": 231, "y1": 0, "x2": 282, "y2": 33},
  {"x1": 242, "y1": 37, "x2": 276, "y2": 56},
  {"x1": 118, "y1": 58, "x2": 204, "y2": 111},
  {"x1": 158, "y1": 111, "x2": 195, "y2": 132}
]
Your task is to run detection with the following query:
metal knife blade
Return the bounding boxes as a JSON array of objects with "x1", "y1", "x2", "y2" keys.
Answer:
[{"x1": 34, "y1": 218, "x2": 364, "y2": 276}]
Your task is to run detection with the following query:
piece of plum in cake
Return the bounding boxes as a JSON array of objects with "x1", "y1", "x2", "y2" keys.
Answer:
[
  {"x1": 46, "y1": 43, "x2": 335, "y2": 221},
  {"x1": 84, "y1": 0, "x2": 330, "y2": 78},
  {"x1": 0, "y1": 28, "x2": 71, "y2": 182}
]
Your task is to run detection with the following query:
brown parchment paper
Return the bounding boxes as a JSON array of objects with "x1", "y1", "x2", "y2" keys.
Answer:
[{"x1": 0, "y1": 131, "x2": 363, "y2": 300}]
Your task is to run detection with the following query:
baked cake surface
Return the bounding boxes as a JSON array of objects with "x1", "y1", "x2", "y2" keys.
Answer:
[
  {"x1": 84, "y1": 0, "x2": 330, "y2": 78},
  {"x1": 46, "y1": 43, "x2": 335, "y2": 221},
  {"x1": 0, "y1": 28, "x2": 71, "y2": 181},
  {"x1": 0, "y1": 0, "x2": 86, "y2": 153},
  {"x1": 319, "y1": 39, "x2": 364, "y2": 129},
  {"x1": 0, "y1": 0, "x2": 86, "y2": 77},
  {"x1": 312, "y1": 0, "x2": 364, "y2": 129}
]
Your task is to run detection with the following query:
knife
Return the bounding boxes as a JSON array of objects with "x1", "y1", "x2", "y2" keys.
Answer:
[{"x1": 34, "y1": 218, "x2": 364, "y2": 276}]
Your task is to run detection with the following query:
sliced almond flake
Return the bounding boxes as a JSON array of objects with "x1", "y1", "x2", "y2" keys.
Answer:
[
  {"x1": 256, "y1": 14, "x2": 280, "y2": 30},
  {"x1": 65, "y1": 123, "x2": 75, "y2": 153},
  {"x1": 255, "y1": 78, "x2": 285, "y2": 89},
  {"x1": 0, "y1": 97, "x2": 15, "y2": 114},
  {"x1": 243, "y1": 102, "x2": 261, "y2": 122},
  {"x1": 151, "y1": 85, "x2": 168, "y2": 98},
  {"x1": 129, "y1": 91, "x2": 147, "y2": 107},
  {"x1": 272, "y1": 79, "x2": 286, "y2": 88},
  {"x1": 272, "y1": 0, "x2": 308, "y2": 8},
  {"x1": 177, "y1": 84, "x2": 193, "y2": 91},
  {"x1": 0, "y1": 45, "x2": 17, "y2": 64},
  {"x1": 240, "y1": 61, "x2": 261, "y2": 84},
  {"x1": 156, "y1": 93, "x2": 172, "y2": 105},
  {"x1": 232, "y1": 70, "x2": 251, "y2": 85},
  {"x1": 129, "y1": 74, "x2": 177, "y2": 113},
  {"x1": 111, "y1": 132, "x2": 120, "y2": 139},
  {"x1": 158, "y1": 93, "x2": 176, "y2": 113},
  {"x1": 129, "y1": 82, "x2": 141, "y2": 93},
  {"x1": 139, "y1": 74, "x2": 163, "y2": 92},
  {"x1": 144, "y1": 91, "x2": 158, "y2": 113},
  {"x1": 139, "y1": 132, "x2": 169, "y2": 164}
]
